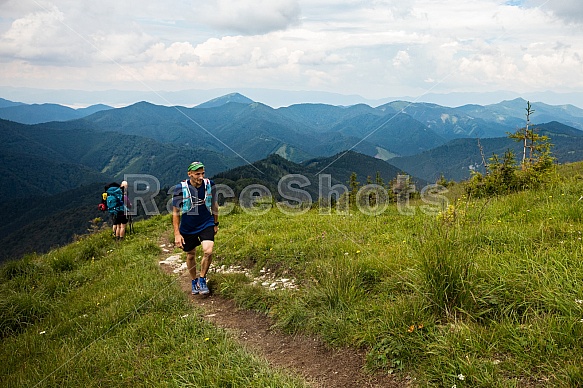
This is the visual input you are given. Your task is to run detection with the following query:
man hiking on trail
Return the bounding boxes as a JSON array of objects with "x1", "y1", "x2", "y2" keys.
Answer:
[{"x1": 172, "y1": 161, "x2": 219, "y2": 295}]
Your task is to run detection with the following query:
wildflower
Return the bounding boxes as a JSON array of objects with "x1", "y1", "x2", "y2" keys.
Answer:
[
  {"x1": 407, "y1": 325, "x2": 415, "y2": 333},
  {"x1": 356, "y1": 250, "x2": 361, "y2": 254},
  {"x1": 575, "y1": 299, "x2": 583, "y2": 304},
  {"x1": 457, "y1": 374, "x2": 465, "y2": 380},
  {"x1": 204, "y1": 337, "x2": 210, "y2": 342},
  {"x1": 181, "y1": 314, "x2": 189, "y2": 318},
  {"x1": 39, "y1": 331, "x2": 46, "y2": 335}
]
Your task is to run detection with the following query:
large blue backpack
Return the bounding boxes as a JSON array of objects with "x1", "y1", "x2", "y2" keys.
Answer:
[{"x1": 105, "y1": 186, "x2": 125, "y2": 215}]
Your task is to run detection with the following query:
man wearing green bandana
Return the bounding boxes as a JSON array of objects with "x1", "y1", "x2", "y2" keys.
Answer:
[{"x1": 172, "y1": 161, "x2": 219, "y2": 295}]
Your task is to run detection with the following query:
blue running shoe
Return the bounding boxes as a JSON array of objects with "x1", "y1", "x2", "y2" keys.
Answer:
[
  {"x1": 198, "y1": 277, "x2": 210, "y2": 295},
  {"x1": 191, "y1": 278, "x2": 199, "y2": 295}
]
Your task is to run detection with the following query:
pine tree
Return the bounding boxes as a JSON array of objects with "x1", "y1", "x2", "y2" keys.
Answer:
[{"x1": 467, "y1": 101, "x2": 555, "y2": 197}]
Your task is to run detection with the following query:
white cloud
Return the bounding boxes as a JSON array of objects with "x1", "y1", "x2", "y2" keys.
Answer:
[
  {"x1": 193, "y1": 36, "x2": 253, "y2": 67},
  {"x1": 195, "y1": 0, "x2": 301, "y2": 35},
  {"x1": 0, "y1": 2, "x2": 159, "y2": 65},
  {"x1": 524, "y1": 0, "x2": 583, "y2": 24},
  {"x1": 0, "y1": 0, "x2": 582, "y2": 105},
  {"x1": 392, "y1": 50, "x2": 411, "y2": 67},
  {"x1": 145, "y1": 42, "x2": 199, "y2": 65},
  {"x1": 0, "y1": 5, "x2": 70, "y2": 62}
]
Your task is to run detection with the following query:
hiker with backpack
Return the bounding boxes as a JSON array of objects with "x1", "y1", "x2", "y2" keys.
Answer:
[
  {"x1": 100, "y1": 181, "x2": 130, "y2": 241},
  {"x1": 172, "y1": 161, "x2": 219, "y2": 295}
]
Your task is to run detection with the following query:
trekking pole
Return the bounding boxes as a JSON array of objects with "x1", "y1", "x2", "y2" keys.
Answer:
[{"x1": 124, "y1": 201, "x2": 134, "y2": 235}]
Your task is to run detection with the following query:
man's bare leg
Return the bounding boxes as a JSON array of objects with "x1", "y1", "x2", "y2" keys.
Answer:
[
  {"x1": 198, "y1": 241, "x2": 214, "y2": 294},
  {"x1": 186, "y1": 248, "x2": 198, "y2": 280},
  {"x1": 200, "y1": 240, "x2": 214, "y2": 278}
]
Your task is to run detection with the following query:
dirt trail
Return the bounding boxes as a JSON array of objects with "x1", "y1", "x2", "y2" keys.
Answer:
[{"x1": 158, "y1": 243, "x2": 406, "y2": 387}]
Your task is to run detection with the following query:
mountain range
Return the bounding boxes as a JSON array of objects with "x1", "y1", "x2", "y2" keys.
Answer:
[
  {"x1": 0, "y1": 97, "x2": 112, "y2": 124},
  {"x1": 16, "y1": 94, "x2": 583, "y2": 165},
  {"x1": 390, "y1": 121, "x2": 583, "y2": 182},
  {"x1": 1, "y1": 93, "x2": 583, "y2": 262},
  {"x1": 2, "y1": 86, "x2": 583, "y2": 109}
]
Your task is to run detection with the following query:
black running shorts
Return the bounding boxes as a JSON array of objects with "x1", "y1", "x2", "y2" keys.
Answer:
[
  {"x1": 181, "y1": 225, "x2": 215, "y2": 252},
  {"x1": 112, "y1": 213, "x2": 128, "y2": 225}
]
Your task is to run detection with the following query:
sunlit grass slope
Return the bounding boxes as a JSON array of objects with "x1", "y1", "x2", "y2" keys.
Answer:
[
  {"x1": 0, "y1": 216, "x2": 307, "y2": 387},
  {"x1": 2, "y1": 161, "x2": 583, "y2": 387},
  {"x1": 212, "y1": 161, "x2": 583, "y2": 387}
]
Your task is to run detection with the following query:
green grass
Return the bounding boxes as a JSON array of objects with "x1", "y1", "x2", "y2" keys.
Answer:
[
  {"x1": 2, "y1": 161, "x2": 583, "y2": 387},
  {"x1": 0, "y1": 216, "x2": 307, "y2": 388},
  {"x1": 211, "y1": 162, "x2": 583, "y2": 387}
]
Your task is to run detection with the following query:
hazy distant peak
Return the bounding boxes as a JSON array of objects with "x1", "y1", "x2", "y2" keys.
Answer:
[
  {"x1": 76, "y1": 104, "x2": 113, "y2": 115},
  {"x1": 0, "y1": 97, "x2": 24, "y2": 108},
  {"x1": 196, "y1": 93, "x2": 255, "y2": 109}
]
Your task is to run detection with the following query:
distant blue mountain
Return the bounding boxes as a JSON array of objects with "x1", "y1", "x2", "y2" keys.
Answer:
[
  {"x1": 0, "y1": 97, "x2": 24, "y2": 109},
  {"x1": 32, "y1": 93, "x2": 582, "y2": 170},
  {"x1": 195, "y1": 92, "x2": 255, "y2": 108},
  {"x1": 457, "y1": 98, "x2": 583, "y2": 131},
  {"x1": 0, "y1": 100, "x2": 113, "y2": 124},
  {"x1": 390, "y1": 121, "x2": 583, "y2": 182},
  {"x1": 76, "y1": 104, "x2": 113, "y2": 116}
]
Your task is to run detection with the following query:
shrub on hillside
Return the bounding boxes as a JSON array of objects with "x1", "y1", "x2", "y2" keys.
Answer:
[{"x1": 465, "y1": 139, "x2": 555, "y2": 198}]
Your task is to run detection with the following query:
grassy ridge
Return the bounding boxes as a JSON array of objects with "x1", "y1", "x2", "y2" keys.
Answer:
[
  {"x1": 0, "y1": 217, "x2": 306, "y2": 387},
  {"x1": 2, "y1": 162, "x2": 583, "y2": 387},
  {"x1": 212, "y1": 162, "x2": 583, "y2": 387}
]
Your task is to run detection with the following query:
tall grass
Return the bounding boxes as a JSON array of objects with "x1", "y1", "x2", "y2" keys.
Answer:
[{"x1": 210, "y1": 163, "x2": 583, "y2": 386}]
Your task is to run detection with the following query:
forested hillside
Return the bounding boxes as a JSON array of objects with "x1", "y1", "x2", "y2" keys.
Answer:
[{"x1": 1, "y1": 95, "x2": 583, "y2": 264}]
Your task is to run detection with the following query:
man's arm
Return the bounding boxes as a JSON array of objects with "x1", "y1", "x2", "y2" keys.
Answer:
[
  {"x1": 212, "y1": 202, "x2": 219, "y2": 225},
  {"x1": 172, "y1": 206, "x2": 183, "y2": 246},
  {"x1": 211, "y1": 184, "x2": 219, "y2": 227}
]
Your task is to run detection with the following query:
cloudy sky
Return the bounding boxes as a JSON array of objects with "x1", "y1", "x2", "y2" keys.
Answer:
[{"x1": 1, "y1": 0, "x2": 582, "y2": 107}]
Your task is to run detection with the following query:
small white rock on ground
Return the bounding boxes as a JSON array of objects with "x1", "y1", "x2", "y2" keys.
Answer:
[{"x1": 158, "y1": 244, "x2": 297, "y2": 289}]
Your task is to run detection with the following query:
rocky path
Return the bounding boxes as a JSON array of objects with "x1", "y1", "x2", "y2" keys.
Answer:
[{"x1": 158, "y1": 244, "x2": 405, "y2": 388}]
